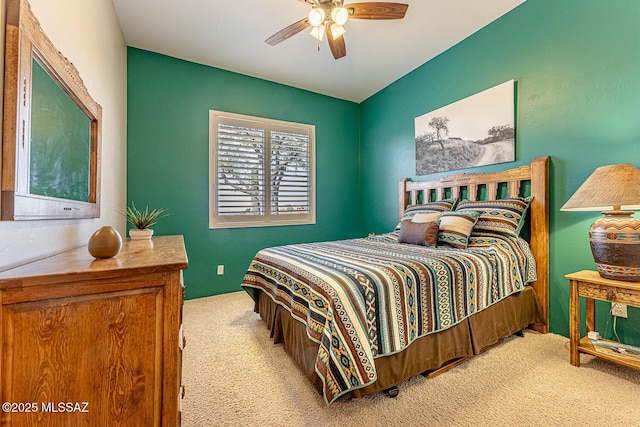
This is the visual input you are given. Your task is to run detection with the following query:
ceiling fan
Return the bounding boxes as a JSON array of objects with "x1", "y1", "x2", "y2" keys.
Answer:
[{"x1": 265, "y1": 1, "x2": 409, "y2": 60}]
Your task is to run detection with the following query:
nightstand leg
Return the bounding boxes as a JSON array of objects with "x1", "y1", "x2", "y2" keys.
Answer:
[
  {"x1": 585, "y1": 298, "x2": 595, "y2": 332},
  {"x1": 569, "y1": 279, "x2": 581, "y2": 367}
]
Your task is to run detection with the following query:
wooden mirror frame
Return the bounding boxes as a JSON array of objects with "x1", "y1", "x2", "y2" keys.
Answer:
[{"x1": 1, "y1": 0, "x2": 102, "y2": 220}]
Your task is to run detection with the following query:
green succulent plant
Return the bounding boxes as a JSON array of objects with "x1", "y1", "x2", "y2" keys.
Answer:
[{"x1": 125, "y1": 202, "x2": 169, "y2": 230}]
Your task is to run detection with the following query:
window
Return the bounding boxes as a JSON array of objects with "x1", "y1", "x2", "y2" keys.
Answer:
[{"x1": 209, "y1": 110, "x2": 315, "y2": 228}]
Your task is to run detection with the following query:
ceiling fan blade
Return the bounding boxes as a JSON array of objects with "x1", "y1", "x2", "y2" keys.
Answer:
[
  {"x1": 327, "y1": 24, "x2": 347, "y2": 60},
  {"x1": 265, "y1": 18, "x2": 311, "y2": 46},
  {"x1": 347, "y1": 2, "x2": 408, "y2": 20}
]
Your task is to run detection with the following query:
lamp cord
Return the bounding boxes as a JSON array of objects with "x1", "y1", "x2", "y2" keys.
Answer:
[{"x1": 603, "y1": 307, "x2": 622, "y2": 344}]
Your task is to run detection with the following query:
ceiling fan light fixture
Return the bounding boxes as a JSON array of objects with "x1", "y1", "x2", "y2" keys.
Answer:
[
  {"x1": 265, "y1": 2, "x2": 409, "y2": 60},
  {"x1": 331, "y1": 7, "x2": 349, "y2": 26},
  {"x1": 310, "y1": 24, "x2": 325, "y2": 41},
  {"x1": 330, "y1": 23, "x2": 346, "y2": 38},
  {"x1": 308, "y1": 8, "x2": 326, "y2": 27}
]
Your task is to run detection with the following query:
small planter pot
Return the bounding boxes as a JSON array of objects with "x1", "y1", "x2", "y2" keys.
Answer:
[{"x1": 129, "y1": 228, "x2": 154, "y2": 240}]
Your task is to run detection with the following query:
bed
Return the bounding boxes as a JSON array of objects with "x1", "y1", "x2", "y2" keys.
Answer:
[{"x1": 241, "y1": 156, "x2": 550, "y2": 405}]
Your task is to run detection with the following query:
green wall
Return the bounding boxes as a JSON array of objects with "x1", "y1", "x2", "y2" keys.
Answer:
[
  {"x1": 360, "y1": 0, "x2": 640, "y2": 344},
  {"x1": 127, "y1": 48, "x2": 361, "y2": 299}
]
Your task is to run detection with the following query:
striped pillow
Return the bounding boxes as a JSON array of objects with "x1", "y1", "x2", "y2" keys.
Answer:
[
  {"x1": 455, "y1": 197, "x2": 532, "y2": 237},
  {"x1": 411, "y1": 211, "x2": 443, "y2": 223},
  {"x1": 437, "y1": 210, "x2": 481, "y2": 249},
  {"x1": 395, "y1": 198, "x2": 458, "y2": 231}
]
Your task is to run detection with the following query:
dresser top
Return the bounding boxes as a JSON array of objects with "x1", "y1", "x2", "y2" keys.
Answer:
[{"x1": 0, "y1": 235, "x2": 188, "y2": 288}]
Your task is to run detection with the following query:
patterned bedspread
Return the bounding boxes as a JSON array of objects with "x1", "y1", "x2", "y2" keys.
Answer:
[{"x1": 241, "y1": 232, "x2": 537, "y2": 405}]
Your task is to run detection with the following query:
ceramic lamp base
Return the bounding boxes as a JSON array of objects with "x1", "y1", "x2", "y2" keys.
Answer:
[{"x1": 589, "y1": 211, "x2": 640, "y2": 282}]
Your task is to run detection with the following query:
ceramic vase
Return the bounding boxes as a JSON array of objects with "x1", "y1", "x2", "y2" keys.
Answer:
[{"x1": 88, "y1": 226, "x2": 122, "y2": 259}]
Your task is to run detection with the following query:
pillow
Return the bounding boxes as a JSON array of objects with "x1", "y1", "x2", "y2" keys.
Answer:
[
  {"x1": 455, "y1": 197, "x2": 532, "y2": 237},
  {"x1": 437, "y1": 211, "x2": 481, "y2": 249},
  {"x1": 411, "y1": 211, "x2": 443, "y2": 223},
  {"x1": 395, "y1": 198, "x2": 458, "y2": 230},
  {"x1": 398, "y1": 220, "x2": 439, "y2": 247}
]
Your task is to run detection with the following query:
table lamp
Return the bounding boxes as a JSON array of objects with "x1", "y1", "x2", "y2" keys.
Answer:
[{"x1": 560, "y1": 164, "x2": 640, "y2": 282}]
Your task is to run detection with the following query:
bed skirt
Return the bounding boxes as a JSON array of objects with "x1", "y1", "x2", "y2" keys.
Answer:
[{"x1": 253, "y1": 286, "x2": 544, "y2": 400}]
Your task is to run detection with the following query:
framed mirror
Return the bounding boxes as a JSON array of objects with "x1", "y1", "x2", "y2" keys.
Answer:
[{"x1": 1, "y1": 0, "x2": 102, "y2": 220}]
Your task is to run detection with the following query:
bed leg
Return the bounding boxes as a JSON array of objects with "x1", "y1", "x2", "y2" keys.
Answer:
[{"x1": 383, "y1": 386, "x2": 399, "y2": 398}]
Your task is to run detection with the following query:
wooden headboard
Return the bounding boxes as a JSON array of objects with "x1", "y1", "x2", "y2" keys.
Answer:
[{"x1": 398, "y1": 156, "x2": 550, "y2": 333}]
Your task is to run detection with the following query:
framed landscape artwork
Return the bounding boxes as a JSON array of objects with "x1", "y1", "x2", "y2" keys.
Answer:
[{"x1": 415, "y1": 80, "x2": 515, "y2": 175}]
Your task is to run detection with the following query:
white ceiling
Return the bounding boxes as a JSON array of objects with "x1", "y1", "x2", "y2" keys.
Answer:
[{"x1": 111, "y1": 0, "x2": 526, "y2": 103}]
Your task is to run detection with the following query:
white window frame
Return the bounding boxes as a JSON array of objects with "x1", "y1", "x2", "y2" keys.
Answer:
[{"x1": 209, "y1": 110, "x2": 316, "y2": 229}]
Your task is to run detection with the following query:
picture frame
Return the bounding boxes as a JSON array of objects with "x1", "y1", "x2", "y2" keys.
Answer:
[
  {"x1": 415, "y1": 80, "x2": 515, "y2": 176},
  {"x1": 1, "y1": 0, "x2": 102, "y2": 220}
]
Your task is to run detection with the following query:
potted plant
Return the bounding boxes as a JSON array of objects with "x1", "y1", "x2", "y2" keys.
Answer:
[{"x1": 126, "y1": 202, "x2": 168, "y2": 240}]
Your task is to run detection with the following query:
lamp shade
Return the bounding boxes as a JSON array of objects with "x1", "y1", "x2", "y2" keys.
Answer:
[
  {"x1": 308, "y1": 8, "x2": 325, "y2": 27},
  {"x1": 330, "y1": 23, "x2": 346, "y2": 38},
  {"x1": 560, "y1": 164, "x2": 640, "y2": 211},
  {"x1": 309, "y1": 24, "x2": 325, "y2": 41},
  {"x1": 561, "y1": 163, "x2": 640, "y2": 282},
  {"x1": 331, "y1": 7, "x2": 349, "y2": 26}
]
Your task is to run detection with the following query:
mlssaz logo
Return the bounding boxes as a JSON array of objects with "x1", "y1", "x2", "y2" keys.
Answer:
[{"x1": 41, "y1": 402, "x2": 89, "y2": 413}]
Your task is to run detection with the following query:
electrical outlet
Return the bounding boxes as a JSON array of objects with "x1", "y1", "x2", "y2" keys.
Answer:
[
  {"x1": 217, "y1": 265, "x2": 224, "y2": 275},
  {"x1": 612, "y1": 302, "x2": 627, "y2": 318}
]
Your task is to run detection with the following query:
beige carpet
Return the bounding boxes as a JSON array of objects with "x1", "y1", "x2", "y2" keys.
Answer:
[{"x1": 182, "y1": 291, "x2": 640, "y2": 427}]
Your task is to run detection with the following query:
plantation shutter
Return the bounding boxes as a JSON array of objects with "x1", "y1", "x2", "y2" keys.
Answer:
[
  {"x1": 216, "y1": 119, "x2": 265, "y2": 219},
  {"x1": 210, "y1": 111, "x2": 315, "y2": 228},
  {"x1": 270, "y1": 127, "x2": 311, "y2": 217}
]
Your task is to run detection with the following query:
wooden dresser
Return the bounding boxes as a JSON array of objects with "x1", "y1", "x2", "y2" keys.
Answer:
[{"x1": 0, "y1": 235, "x2": 187, "y2": 426}]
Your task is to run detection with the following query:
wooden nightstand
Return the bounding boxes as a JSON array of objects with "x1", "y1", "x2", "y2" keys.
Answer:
[{"x1": 565, "y1": 270, "x2": 640, "y2": 370}]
